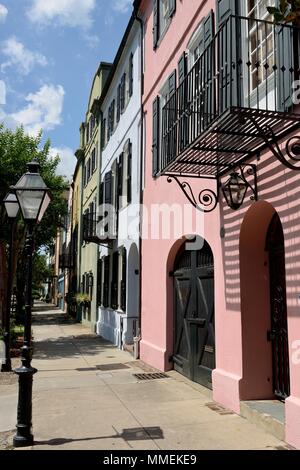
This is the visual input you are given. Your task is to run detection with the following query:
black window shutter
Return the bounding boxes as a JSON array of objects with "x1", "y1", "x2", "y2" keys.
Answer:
[
  {"x1": 97, "y1": 259, "x2": 102, "y2": 307},
  {"x1": 111, "y1": 100, "x2": 115, "y2": 132},
  {"x1": 118, "y1": 152, "x2": 124, "y2": 198},
  {"x1": 117, "y1": 84, "x2": 121, "y2": 122},
  {"x1": 178, "y1": 52, "x2": 187, "y2": 84},
  {"x1": 129, "y1": 53, "x2": 133, "y2": 97},
  {"x1": 107, "y1": 107, "x2": 111, "y2": 142},
  {"x1": 153, "y1": 0, "x2": 159, "y2": 49},
  {"x1": 101, "y1": 118, "x2": 106, "y2": 150},
  {"x1": 121, "y1": 74, "x2": 126, "y2": 112},
  {"x1": 152, "y1": 96, "x2": 160, "y2": 176},
  {"x1": 277, "y1": 25, "x2": 294, "y2": 111},
  {"x1": 99, "y1": 181, "x2": 104, "y2": 207},
  {"x1": 216, "y1": 0, "x2": 237, "y2": 26},
  {"x1": 216, "y1": 1, "x2": 239, "y2": 109},
  {"x1": 104, "y1": 171, "x2": 112, "y2": 204},
  {"x1": 111, "y1": 251, "x2": 119, "y2": 310},
  {"x1": 127, "y1": 141, "x2": 132, "y2": 204},
  {"x1": 103, "y1": 256, "x2": 110, "y2": 308},
  {"x1": 169, "y1": 0, "x2": 176, "y2": 17},
  {"x1": 121, "y1": 248, "x2": 127, "y2": 311},
  {"x1": 168, "y1": 70, "x2": 177, "y2": 97}
]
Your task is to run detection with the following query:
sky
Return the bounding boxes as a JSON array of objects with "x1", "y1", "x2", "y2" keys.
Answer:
[{"x1": 0, "y1": 0, "x2": 133, "y2": 181}]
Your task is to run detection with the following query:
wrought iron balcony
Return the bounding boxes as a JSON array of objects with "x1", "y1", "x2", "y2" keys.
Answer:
[
  {"x1": 83, "y1": 211, "x2": 116, "y2": 245},
  {"x1": 161, "y1": 15, "x2": 300, "y2": 180},
  {"x1": 59, "y1": 253, "x2": 73, "y2": 270}
]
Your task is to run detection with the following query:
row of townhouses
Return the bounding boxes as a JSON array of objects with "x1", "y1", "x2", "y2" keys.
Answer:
[{"x1": 51, "y1": 0, "x2": 300, "y2": 449}]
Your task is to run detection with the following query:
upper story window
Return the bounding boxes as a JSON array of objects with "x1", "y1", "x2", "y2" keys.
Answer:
[
  {"x1": 245, "y1": 0, "x2": 275, "y2": 92},
  {"x1": 153, "y1": 0, "x2": 176, "y2": 49},
  {"x1": 101, "y1": 52, "x2": 134, "y2": 149}
]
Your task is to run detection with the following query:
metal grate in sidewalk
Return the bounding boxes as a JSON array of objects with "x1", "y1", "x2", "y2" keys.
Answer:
[
  {"x1": 133, "y1": 372, "x2": 169, "y2": 381},
  {"x1": 96, "y1": 363, "x2": 130, "y2": 371}
]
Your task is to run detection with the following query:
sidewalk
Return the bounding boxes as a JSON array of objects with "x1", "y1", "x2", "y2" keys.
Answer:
[{"x1": 0, "y1": 302, "x2": 291, "y2": 450}]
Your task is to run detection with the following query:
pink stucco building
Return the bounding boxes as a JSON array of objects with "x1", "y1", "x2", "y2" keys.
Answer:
[{"x1": 136, "y1": 0, "x2": 300, "y2": 448}]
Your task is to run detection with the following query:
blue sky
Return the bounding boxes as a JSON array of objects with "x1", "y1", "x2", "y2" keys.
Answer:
[{"x1": 0, "y1": 0, "x2": 133, "y2": 180}]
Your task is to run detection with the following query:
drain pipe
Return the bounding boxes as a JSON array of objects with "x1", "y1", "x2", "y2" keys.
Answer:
[{"x1": 134, "y1": 9, "x2": 144, "y2": 360}]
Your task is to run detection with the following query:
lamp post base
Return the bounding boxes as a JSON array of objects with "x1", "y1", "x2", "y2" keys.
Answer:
[
  {"x1": 13, "y1": 361, "x2": 37, "y2": 448},
  {"x1": 13, "y1": 431, "x2": 34, "y2": 448}
]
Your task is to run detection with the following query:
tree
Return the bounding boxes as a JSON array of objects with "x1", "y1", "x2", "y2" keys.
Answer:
[
  {"x1": 267, "y1": 0, "x2": 300, "y2": 26},
  {"x1": 0, "y1": 124, "x2": 69, "y2": 324}
]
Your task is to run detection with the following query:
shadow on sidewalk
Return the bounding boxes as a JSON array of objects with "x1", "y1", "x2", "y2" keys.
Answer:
[
  {"x1": 33, "y1": 335, "x2": 118, "y2": 360},
  {"x1": 34, "y1": 427, "x2": 164, "y2": 447}
]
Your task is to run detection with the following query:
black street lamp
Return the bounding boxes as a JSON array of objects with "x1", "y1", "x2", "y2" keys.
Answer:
[
  {"x1": 222, "y1": 172, "x2": 248, "y2": 211},
  {"x1": 10, "y1": 160, "x2": 51, "y2": 448},
  {"x1": 1, "y1": 193, "x2": 19, "y2": 372}
]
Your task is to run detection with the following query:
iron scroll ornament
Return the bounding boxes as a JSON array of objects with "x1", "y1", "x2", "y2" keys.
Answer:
[
  {"x1": 249, "y1": 119, "x2": 300, "y2": 171},
  {"x1": 167, "y1": 176, "x2": 218, "y2": 213}
]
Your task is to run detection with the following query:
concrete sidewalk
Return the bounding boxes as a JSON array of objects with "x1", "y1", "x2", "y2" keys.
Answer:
[{"x1": 0, "y1": 303, "x2": 291, "y2": 450}]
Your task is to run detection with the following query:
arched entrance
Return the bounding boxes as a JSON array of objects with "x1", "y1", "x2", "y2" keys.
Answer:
[
  {"x1": 239, "y1": 201, "x2": 290, "y2": 401},
  {"x1": 266, "y1": 213, "x2": 290, "y2": 400},
  {"x1": 173, "y1": 238, "x2": 215, "y2": 388}
]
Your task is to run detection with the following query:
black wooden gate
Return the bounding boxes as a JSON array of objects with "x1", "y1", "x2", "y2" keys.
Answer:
[
  {"x1": 173, "y1": 241, "x2": 215, "y2": 388},
  {"x1": 266, "y1": 214, "x2": 290, "y2": 400}
]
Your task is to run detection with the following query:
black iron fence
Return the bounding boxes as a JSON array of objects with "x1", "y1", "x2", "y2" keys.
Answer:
[{"x1": 161, "y1": 15, "x2": 300, "y2": 173}]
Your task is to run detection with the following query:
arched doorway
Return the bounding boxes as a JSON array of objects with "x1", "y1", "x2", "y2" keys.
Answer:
[
  {"x1": 173, "y1": 239, "x2": 215, "y2": 388},
  {"x1": 266, "y1": 213, "x2": 290, "y2": 400},
  {"x1": 239, "y1": 201, "x2": 290, "y2": 401}
]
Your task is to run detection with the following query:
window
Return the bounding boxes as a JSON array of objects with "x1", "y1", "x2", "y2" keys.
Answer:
[
  {"x1": 120, "y1": 248, "x2": 127, "y2": 312},
  {"x1": 97, "y1": 259, "x2": 103, "y2": 307},
  {"x1": 153, "y1": 0, "x2": 176, "y2": 48},
  {"x1": 129, "y1": 53, "x2": 134, "y2": 97},
  {"x1": 87, "y1": 158, "x2": 91, "y2": 181},
  {"x1": 117, "y1": 84, "x2": 121, "y2": 122},
  {"x1": 103, "y1": 256, "x2": 110, "y2": 308},
  {"x1": 118, "y1": 140, "x2": 132, "y2": 208},
  {"x1": 101, "y1": 118, "x2": 106, "y2": 150},
  {"x1": 91, "y1": 147, "x2": 97, "y2": 173},
  {"x1": 111, "y1": 251, "x2": 119, "y2": 310},
  {"x1": 246, "y1": 0, "x2": 275, "y2": 92},
  {"x1": 120, "y1": 73, "x2": 126, "y2": 113},
  {"x1": 86, "y1": 122, "x2": 89, "y2": 144}
]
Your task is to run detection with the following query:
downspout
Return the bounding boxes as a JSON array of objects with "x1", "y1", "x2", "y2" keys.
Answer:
[
  {"x1": 77, "y1": 153, "x2": 84, "y2": 323},
  {"x1": 134, "y1": 10, "x2": 144, "y2": 359}
]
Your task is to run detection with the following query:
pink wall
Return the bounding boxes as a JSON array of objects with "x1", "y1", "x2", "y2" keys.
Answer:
[{"x1": 138, "y1": 0, "x2": 300, "y2": 448}]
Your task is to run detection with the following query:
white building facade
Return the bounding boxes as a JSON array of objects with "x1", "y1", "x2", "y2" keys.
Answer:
[{"x1": 97, "y1": 16, "x2": 142, "y2": 350}]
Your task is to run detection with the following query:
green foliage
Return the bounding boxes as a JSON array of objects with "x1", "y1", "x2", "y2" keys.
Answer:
[
  {"x1": 267, "y1": 0, "x2": 300, "y2": 25},
  {"x1": 75, "y1": 293, "x2": 91, "y2": 305},
  {"x1": 32, "y1": 253, "x2": 53, "y2": 291},
  {"x1": 0, "y1": 124, "x2": 69, "y2": 249}
]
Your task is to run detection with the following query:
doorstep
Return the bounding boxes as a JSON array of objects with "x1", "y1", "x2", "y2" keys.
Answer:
[{"x1": 240, "y1": 400, "x2": 285, "y2": 441}]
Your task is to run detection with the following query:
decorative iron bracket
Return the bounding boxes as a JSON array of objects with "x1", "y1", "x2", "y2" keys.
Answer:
[
  {"x1": 166, "y1": 176, "x2": 219, "y2": 213},
  {"x1": 249, "y1": 118, "x2": 300, "y2": 171}
]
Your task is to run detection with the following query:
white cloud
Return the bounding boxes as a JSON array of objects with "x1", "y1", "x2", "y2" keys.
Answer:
[
  {"x1": 0, "y1": 4, "x2": 8, "y2": 23},
  {"x1": 113, "y1": 0, "x2": 132, "y2": 14},
  {"x1": 28, "y1": 0, "x2": 96, "y2": 28},
  {"x1": 11, "y1": 84, "x2": 65, "y2": 136},
  {"x1": 0, "y1": 80, "x2": 6, "y2": 105},
  {"x1": 83, "y1": 33, "x2": 100, "y2": 49},
  {"x1": 1, "y1": 37, "x2": 48, "y2": 76},
  {"x1": 50, "y1": 146, "x2": 75, "y2": 180}
]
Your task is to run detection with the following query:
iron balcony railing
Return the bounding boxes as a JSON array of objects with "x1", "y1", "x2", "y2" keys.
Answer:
[{"x1": 161, "y1": 15, "x2": 300, "y2": 176}]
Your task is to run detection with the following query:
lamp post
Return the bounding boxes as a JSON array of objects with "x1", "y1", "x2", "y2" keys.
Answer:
[
  {"x1": 10, "y1": 160, "x2": 51, "y2": 448},
  {"x1": 1, "y1": 193, "x2": 19, "y2": 372}
]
